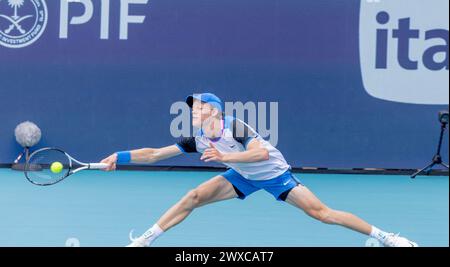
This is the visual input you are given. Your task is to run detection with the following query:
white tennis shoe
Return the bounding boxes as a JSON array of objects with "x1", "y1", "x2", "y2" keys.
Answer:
[
  {"x1": 382, "y1": 233, "x2": 418, "y2": 247},
  {"x1": 126, "y1": 229, "x2": 152, "y2": 247}
]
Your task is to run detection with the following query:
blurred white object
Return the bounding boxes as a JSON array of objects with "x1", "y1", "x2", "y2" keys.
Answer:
[
  {"x1": 15, "y1": 121, "x2": 41, "y2": 148},
  {"x1": 12, "y1": 121, "x2": 42, "y2": 171}
]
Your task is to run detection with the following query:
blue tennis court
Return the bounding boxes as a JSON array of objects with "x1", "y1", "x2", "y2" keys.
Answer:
[
  {"x1": 0, "y1": 0, "x2": 448, "y2": 252},
  {"x1": 0, "y1": 168, "x2": 447, "y2": 247}
]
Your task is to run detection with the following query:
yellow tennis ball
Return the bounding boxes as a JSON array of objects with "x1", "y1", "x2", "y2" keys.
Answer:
[{"x1": 50, "y1": 162, "x2": 63, "y2": 174}]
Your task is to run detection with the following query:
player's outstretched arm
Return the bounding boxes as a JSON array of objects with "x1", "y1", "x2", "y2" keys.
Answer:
[{"x1": 101, "y1": 145, "x2": 183, "y2": 171}]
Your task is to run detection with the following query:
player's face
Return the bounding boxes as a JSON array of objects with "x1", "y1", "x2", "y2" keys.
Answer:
[{"x1": 192, "y1": 100, "x2": 214, "y2": 128}]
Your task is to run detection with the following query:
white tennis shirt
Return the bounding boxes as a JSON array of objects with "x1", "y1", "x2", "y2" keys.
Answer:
[{"x1": 176, "y1": 116, "x2": 290, "y2": 181}]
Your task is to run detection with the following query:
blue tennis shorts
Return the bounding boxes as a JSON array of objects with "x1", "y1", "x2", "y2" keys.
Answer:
[{"x1": 221, "y1": 169, "x2": 303, "y2": 201}]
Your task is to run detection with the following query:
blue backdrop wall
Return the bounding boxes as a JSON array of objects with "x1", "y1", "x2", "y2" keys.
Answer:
[{"x1": 0, "y1": 0, "x2": 448, "y2": 169}]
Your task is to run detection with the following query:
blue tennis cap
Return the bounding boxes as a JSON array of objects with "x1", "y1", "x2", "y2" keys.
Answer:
[{"x1": 186, "y1": 93, "x2": 223, "y2": 112}]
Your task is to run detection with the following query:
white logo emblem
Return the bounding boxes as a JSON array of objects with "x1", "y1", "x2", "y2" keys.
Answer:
[
  {"x1": 365, "y1": 238, "x2": 381, "y2": 247},
  {"x1": 0, "y1": 0, "x2": 48, "y2": 48},
  {"x1": 65, "y1": 237, "x2": 81, "y2": 247},
  {"x1": 360, "y1": 0, "x2": 449, "y2": 105}
]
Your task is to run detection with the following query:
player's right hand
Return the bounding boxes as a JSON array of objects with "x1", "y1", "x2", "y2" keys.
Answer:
[{"x1": 100, "y1": 153, "x2": 118, "y2": 171}]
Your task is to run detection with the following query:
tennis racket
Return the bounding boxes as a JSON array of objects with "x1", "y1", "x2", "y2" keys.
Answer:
[{"x1": 25, "y1": 147, "x2": 108, "y2": 186}]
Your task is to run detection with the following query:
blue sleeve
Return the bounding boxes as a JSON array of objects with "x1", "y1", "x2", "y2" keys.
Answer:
[
  {"x1": 176, "y1": 137, "x2": 198, "y2": 153},
  {"x1": 231, "y1": 119, "x2": 258, "y2": 148}
]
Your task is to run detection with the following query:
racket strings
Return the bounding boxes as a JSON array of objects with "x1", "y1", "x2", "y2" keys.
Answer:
[{"x1": 25, "y1": 149, "x2": 71, "y2": 185}]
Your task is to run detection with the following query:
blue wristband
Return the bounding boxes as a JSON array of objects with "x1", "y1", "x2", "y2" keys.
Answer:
[{"x1": 116, "y1": 151, "x2": 131, "y2": 163}]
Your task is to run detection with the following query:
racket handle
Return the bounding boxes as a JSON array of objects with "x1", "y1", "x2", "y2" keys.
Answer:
[{"x1": 89, "y1": 163, "x2": 109, "y2": 170}]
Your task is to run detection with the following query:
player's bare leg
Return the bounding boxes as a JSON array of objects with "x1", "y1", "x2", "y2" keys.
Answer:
[
  {"x1": 127, "y1": 176, "x2": 237, "y2": 247},
  {"x1": 285, "y1": 185, "x2": 418, "y2": 247}
]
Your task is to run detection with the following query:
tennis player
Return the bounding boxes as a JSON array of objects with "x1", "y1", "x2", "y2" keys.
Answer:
[{"x1": 100, "y1": 93, "x2": 418, "y2": 247}]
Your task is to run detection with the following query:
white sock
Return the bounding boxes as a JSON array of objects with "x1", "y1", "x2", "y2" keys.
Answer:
[
  {"x1": 370, "y1": 226, "x2": 390, "y2": 242},
  {"x1": 140, "y1": 224, "x2": 164, "y2": 246}
]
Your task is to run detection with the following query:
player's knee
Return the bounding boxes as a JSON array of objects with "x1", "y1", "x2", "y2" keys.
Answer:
[
  {"x1": 312, "y1": 207, "x2": 335, "y2": 225},
  {"x1": 182, "y1": 189, "x2": 201, "y2": 210}
]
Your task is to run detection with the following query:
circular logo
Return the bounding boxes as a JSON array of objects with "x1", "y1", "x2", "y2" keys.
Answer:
[
  {"x1": 0, "y1": 0, "x2": 48, "y2": 48},
  {"x1": 365, "y1": 238, "x2": 381, "y2": 247},
  {"x1": 65, "y1": 237, "x2": 81, "y2": 247}
]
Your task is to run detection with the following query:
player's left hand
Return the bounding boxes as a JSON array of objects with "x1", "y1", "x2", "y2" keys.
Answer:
[{"x1": 200, "y1": 142, "x2": 225, "y2": 163}]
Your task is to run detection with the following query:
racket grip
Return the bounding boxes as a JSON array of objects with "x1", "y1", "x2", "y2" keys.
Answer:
[{"x1": 89, "y1": 163, "x2": 109, "y2": 169}]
